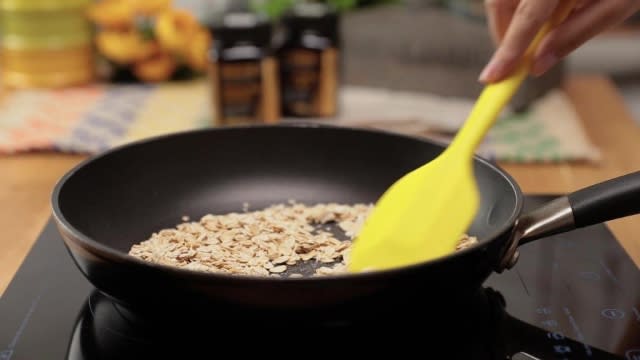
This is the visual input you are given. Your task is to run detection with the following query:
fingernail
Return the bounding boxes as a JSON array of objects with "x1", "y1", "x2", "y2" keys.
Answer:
[
  {"x1": 532, "y1": 53, "x2": 558, "y2": 77},
  {"x1": 479, "y1": 58, "x2": 507, "y2": 83},
  {"x1": 479, "y1": 64, "x2": 493, "y2": 83}
]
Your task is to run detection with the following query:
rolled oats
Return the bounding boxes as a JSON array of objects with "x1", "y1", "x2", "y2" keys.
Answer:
[{"x1": 129, "y1": 202, "x2": 478, "y2": 277}]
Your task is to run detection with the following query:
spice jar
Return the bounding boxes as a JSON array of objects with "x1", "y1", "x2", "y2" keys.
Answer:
[
  {"x1": 278, "y1": 2, "x2": 340, "y2": 118},
  {"x1": 207, "y1": 12, "x2": 280, "y2": 126}
]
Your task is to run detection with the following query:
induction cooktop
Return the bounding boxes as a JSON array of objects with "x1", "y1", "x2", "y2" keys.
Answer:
[{"x1": 1, "y1": 196, "x2": 639, "y2": 359}]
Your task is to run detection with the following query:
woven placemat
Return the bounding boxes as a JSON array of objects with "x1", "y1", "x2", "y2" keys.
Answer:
[
  {"x1": 332, "y1": 86, "x2": 602, "y2": 163},
  {"x1": 0, "y1": 80, "x2": 601, "y2": 163}
]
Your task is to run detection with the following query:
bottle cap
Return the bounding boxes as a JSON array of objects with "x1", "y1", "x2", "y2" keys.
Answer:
[
  {"x1": 281, "y1": 2, "x2": 339, "y2": 48},
  {"x1": 208, "y1": 11, "x2": 273, "y2": 60}
]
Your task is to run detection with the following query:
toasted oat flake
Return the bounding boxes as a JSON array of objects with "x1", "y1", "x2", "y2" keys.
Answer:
[
  {"x1": 455, "y1": 234, "x2": 478, "y2": 251},
  {"x1": 270, "y1": 265, "x2": 287, "y2": 273},
  {"x1": 128, "y1": 202, "x2": 477, "y2": 277}
]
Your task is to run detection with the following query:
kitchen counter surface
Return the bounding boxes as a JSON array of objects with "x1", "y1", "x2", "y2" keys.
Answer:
[{"x1": 1, "y1": 74, "x2": 639, "y2": 295}]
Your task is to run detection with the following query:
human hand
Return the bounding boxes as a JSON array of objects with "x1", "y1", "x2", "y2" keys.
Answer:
[{"x1": 479, "y1": 0, "x2": 640, "y2": 83}]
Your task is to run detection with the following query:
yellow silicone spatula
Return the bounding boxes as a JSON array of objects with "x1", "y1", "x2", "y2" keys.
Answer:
[{"x1": 348, "y1": 1, "x2": 576, "y2": 273}]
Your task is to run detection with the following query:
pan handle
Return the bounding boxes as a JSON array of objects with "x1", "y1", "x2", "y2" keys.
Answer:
[
  {"x1": 569, "y1": 171, "x2": 640, "y2": 228},
  {"x1": 497, "y1": 171, "x2": 640, "y2": 272}
]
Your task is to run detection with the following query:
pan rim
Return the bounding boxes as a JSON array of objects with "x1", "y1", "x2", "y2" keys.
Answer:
[{"x1": 51, "y1": 122, "x2": 525, "y2": 283}]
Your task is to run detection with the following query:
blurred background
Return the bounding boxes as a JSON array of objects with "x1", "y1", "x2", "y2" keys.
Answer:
[
  {"x1": 127, "y1": 0, "x2": 640, "y2": 117},
  {"x1": 187, "y1": 0, "x2": 640, "y2": 117},
  {"x1": 0, "y1": 0, "x2": 638, "y2": 156}
]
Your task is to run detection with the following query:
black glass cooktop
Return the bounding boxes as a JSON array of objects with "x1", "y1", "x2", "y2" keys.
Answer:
[{"x1": 1, "y1": 196, "x2": 639, "y2": 359}]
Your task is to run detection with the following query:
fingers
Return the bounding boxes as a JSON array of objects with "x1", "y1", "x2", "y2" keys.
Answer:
[
  {"x1": 531, "y1": 0, "x2": 640, "y2": 76},
  {"x1": 479, "y1": 0, "x2": 559, "y2": 83},
  {"x1": 574, "y1": 0, "x2": 592, "y2": 10},
  {"x1": 485, "y1": 0, "x2": 518, "y2": 45}
]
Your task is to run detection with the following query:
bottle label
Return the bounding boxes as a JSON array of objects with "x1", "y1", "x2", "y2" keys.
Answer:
[
  {"x1": 281, "y1": 48, "x2": 322, "y2": 116},
  {"x1": 280, "y1": 47, "x2": 337, "y2": 117},
  {"x1": 218, "y1": 61, "x2": 262, "y2": 124}
]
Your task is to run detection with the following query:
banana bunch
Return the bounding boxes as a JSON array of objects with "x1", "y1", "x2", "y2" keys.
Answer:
[{"x1": 87, "y1": 0, "x2": 211, "y2": 82}]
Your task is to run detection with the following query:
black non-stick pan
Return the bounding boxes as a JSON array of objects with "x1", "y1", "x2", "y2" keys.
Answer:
[{"x1": 51, "y1": 124, "x2": 640, "y2": 319}]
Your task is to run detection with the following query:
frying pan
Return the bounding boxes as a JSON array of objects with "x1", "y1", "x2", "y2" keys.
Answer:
[{"x1": 51, "y1": 124, "x2": 640, "y2": 319}]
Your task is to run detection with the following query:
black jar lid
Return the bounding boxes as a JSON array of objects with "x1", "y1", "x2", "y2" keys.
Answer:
[
  {"x1": 282, "y1": 2, "x2": 339, "y2": 46},
  {"x1": 209, "y1": 12, "x2": 273, "y2": 50}
]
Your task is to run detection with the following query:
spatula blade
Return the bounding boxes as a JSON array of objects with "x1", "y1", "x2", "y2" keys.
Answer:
[{"x1": 348, "y1": 158, "x2": 479, "y2": 272}]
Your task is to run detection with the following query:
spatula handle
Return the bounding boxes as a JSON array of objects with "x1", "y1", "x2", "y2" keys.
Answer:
[{"x1": 448, "y1": 0, "x2": 577, "y2": 157}]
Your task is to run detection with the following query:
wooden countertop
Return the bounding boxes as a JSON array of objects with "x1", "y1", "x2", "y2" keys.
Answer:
[{"x1": 0, "y1": 74, "x2": 639, "y2": 295}]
